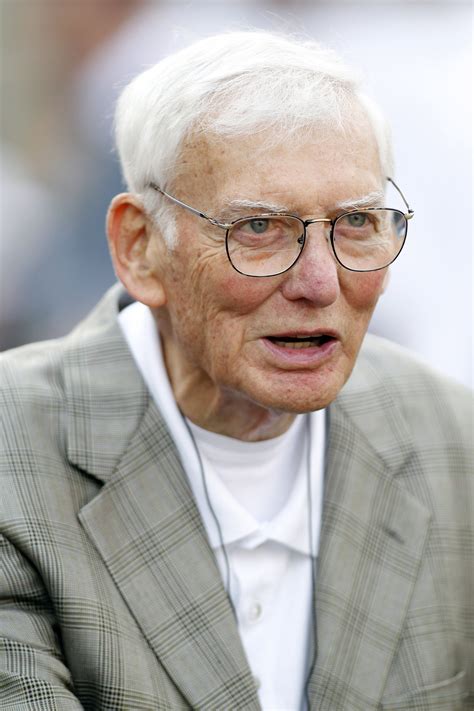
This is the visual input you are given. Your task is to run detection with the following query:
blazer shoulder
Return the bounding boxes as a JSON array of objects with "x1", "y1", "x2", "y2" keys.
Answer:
[
  {"x1": 1, "y1": 285, "x2": 148, "y2": 520},
  {"x1": 0, "y1": 283, "x2": 126, "y2": 408},
  {"x1": 0, "y1": 335, "x2": 68, "y2": 420},
  {"x1": 0, "y1": 285, "x2": 128, "y2": 502},
  {"x1": 345, "y1": 334, "x2": 472, "y2": 447}
]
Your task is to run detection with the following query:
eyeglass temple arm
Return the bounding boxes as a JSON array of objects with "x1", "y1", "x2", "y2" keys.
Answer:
[
  {"x1": 149, "y1": 182, "x2": 229, "y2": 228},
  {"x1": 386, "y1": 177, "x2": 415, "y2": 219},
  {"x1": 150, "y1": 179, "x2": 414, "y2": 223}
]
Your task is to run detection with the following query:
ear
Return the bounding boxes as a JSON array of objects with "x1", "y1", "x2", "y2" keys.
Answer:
[{"x1": 106, "y1": 193, "x2": 167, "y2": 308}]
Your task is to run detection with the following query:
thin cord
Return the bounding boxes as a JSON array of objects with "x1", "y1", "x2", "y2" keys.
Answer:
[
  {"x1": 304, "y1": 413, "x2": 318, "y2": 711},
  {"x1": 180, "y1": 413, "x2": 237, "y2": 619}
]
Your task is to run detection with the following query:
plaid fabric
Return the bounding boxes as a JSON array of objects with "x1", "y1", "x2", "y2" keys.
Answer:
[{"x1": 1, "y1": 284, "x2": 472, "y2": 710}]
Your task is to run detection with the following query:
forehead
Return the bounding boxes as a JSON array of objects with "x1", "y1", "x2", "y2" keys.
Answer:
[{"x1": 177, "y1": 116, "x2": 382, "y2": 212}]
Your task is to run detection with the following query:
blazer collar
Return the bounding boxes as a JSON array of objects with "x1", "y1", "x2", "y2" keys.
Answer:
[{"x1": 64, "y1": 284, "x2": 149, "y2": 482}]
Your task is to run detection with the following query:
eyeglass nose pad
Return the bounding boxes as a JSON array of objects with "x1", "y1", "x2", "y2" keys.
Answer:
[
  {"x1": 297, "y1": 235, "x2": 305, "y2": 245},
  {"x1": 304, "y1": 221, "x2": 332, "y2": 246}
]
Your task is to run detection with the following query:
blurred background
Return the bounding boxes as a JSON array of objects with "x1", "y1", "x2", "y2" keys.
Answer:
[{"x1": 0, "y1": 0, "x2": 472, "y2": 386}]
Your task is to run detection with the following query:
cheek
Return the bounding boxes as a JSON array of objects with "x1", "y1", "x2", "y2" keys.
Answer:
[
  {"x1": 173, "y1": 223, "x2": 279, "y2": 316},
  {"x1": 341, "y1": 270, "x2": 386, "y2": 312},
  {"x1": 215, "y1": 271, "x2": 277, "y2": 313},
  {"x1": 163, "y1": 250, "x2": 274, "y2": 360},
  {"x1": 189, "y1": 253, "x2": 277, "y2": 318}
]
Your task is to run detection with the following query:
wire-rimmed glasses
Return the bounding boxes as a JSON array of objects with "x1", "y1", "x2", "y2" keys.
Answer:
[{"x1": 149, "y1": 177, "x2": 414, "y2": 276}]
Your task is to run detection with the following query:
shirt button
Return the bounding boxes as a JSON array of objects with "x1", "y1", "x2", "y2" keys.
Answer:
[{"x1": 247, "y1": 601, "x2": 263, "y2": 622}]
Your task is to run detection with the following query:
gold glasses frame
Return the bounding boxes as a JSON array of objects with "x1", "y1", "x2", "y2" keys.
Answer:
[{"x1": 149, "y1": 177, "x2": 414, "y2": 275}]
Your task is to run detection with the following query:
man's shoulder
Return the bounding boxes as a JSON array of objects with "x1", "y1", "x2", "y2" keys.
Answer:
[
  {"x1": 0, "y1": 285, "x2": 146, "y2": 518},
  {"x1": 335, "y1": 335, "x2": 472, "y2": 533},
  {"x1": 355, "y1": 332, "x2": 471, "y2": 400},
  {"x1": 0, "y1": 283, "x2": 136, "y2": 463},
  {"x1": 0, "y1": 284, "x2": 125, "y2": 394},
  {"x1": 0, "y1": 334, "x2": 68, "y2": 421},
  {"x1": 341, "y1": 333, "x2": 472, "y2": 447}
]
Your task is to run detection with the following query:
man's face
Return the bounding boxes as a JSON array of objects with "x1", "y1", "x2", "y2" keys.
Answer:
[{"x1": 151, "y1": 122, "x2": 387, "y2": 418}]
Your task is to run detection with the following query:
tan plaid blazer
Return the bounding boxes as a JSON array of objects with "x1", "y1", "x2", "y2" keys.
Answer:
[{"x1": 1, "y1": 284, "x2": 472, "y2": 710}]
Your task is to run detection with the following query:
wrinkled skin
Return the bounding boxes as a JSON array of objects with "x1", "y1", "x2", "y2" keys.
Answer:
[{"x1": 108, "y1": 120, "x2": 388, "y2": 441}]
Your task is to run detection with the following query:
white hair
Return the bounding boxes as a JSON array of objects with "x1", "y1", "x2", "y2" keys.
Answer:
[{"x1": 115, "y1": 31, "x2": 394, "y2": 247}]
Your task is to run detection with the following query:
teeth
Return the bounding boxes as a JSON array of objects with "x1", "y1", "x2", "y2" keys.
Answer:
[
  {"x1": 268, "y1": 334, "x2": 334, "y2": 349},
  {"x1": 273, "y1": 339, "x2": 319, "y2": 349}
]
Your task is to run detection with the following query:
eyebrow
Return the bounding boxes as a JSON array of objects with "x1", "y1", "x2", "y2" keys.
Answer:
[
  {"x1": 334, "y1": 190, "x2": 385, "y2": 211},
  {"x1": 214, "y1": 190, "x2": 386, "y2": 222},
  {"x1": 214, "y1": 198, "x2": 292, "y2": 221}
]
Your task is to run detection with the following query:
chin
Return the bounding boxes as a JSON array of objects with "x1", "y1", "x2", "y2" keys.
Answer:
[{"x1": 245, "y1": 371, "x2": 347, "y2": 415}]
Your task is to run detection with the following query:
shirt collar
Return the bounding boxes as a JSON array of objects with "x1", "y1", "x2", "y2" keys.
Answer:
[{"x1": 197, "y1": 414, "x2": 324, "y2": 557}]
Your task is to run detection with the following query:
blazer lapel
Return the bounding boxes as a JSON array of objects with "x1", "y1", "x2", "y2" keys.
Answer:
[
  {"x1": 65, "y1": 287, "x2": 259, "y2": 710},
  {"x1": 308, "y1": 379, "x2": 431, "y2": 710}
]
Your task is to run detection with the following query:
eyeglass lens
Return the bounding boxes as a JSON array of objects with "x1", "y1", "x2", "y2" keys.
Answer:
[{"x1": 226, "y1": 210, "x2": 407, "y2": 276}]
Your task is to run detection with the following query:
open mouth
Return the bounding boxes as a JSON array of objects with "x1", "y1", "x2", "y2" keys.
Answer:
[{"x1": 266, "y1": 334, "x2": 335, "y2": 350}]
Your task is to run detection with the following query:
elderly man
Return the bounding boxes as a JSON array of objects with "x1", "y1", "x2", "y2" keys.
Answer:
[{"x1": 0, "y1": 31, "x2": 472, "y2": 711}]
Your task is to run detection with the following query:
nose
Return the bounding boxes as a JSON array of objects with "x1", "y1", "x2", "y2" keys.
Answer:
[{"x1": 280, "y1": 222, "x2": 340, "y2": 306}]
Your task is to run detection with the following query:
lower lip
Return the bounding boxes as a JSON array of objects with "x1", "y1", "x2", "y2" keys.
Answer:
[{"x1": 260, "y1": 337, "x2": 339, "y2": 367}]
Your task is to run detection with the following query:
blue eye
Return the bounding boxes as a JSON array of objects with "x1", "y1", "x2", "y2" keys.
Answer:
[
  {"x1": 249, "y1": 219, "x2": 269, "y2": 234},
  {"x1": 346, "y1": 212, "x2": 367, "y2": 227}
]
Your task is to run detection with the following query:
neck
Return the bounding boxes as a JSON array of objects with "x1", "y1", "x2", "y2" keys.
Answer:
[{"x1": 184, "y1": 392, "x2": 296, "y2": 442}]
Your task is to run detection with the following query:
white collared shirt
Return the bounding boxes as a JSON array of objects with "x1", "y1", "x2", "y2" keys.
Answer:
[{"x1": 118, "y1": 301, "x2": 325, "y2": 711}]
